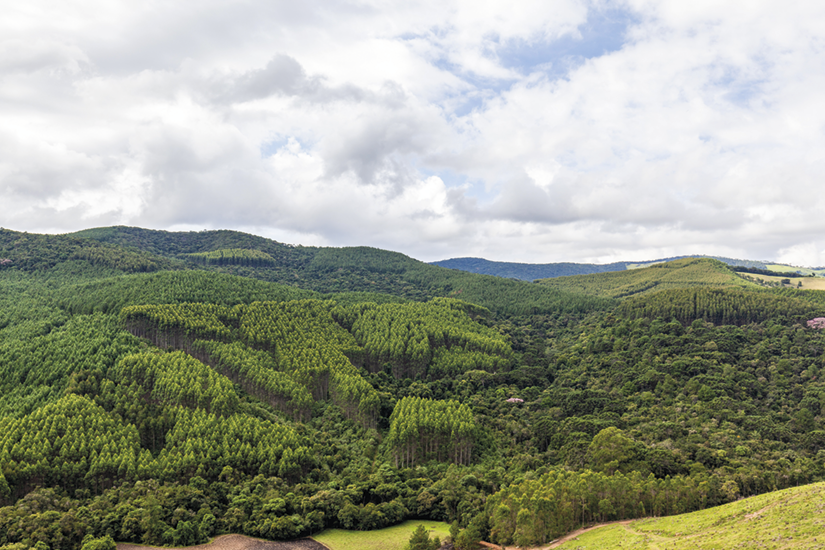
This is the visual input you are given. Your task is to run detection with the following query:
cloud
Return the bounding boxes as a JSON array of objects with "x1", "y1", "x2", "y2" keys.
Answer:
[{"x1": 3, "y1": 1, "x2": 825, "y2": 264}]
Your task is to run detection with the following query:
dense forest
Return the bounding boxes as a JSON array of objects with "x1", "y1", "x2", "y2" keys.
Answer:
[{"x1": 2, "y1": 227, "x2": 825, "y2": 549}]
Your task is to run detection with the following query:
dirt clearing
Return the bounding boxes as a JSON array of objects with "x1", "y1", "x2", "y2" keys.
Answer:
[{"x1": 118, "y1": 534, "x2": 328, "y2": 550}]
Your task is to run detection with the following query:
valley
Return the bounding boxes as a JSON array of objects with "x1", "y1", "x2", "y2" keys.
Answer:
[{"x1": 1, "y1": 227, "x2": 825, "y2": 550}]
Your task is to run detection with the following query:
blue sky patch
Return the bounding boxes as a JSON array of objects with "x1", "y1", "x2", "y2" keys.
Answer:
[{"x1": 498, "y1": 6, "x2": 636, "y2": 78}]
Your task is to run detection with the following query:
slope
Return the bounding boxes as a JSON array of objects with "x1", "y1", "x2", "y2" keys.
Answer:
[
  {"x1": 71, "y1": 226, "x2": 615, "y2": 316},
  {"x1": 553, "y1": 481, "x2": 825, "y2": 549},
  {"x1": 535, "y1": 257, "x2": 758, "y2": 299}
]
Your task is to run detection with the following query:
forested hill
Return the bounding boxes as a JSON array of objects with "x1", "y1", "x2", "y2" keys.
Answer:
[
  {"x1": 69, "y1": 226, "x2": 612, "y2": 316},
  {"x1": 431, "y1": 257, "x2": 633, "y2": 280},
  {"x1": 432, "y1": 255, "x2": 775, "y2": 281},
  {"x1": 5, "y1": 226, "x2": 825, "y2": 550}
]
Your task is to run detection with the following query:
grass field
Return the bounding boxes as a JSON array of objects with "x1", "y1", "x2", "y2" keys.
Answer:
[
  {"x1": 554, "y1": 481, "x2": 825, "y2": 549},
  {"x1": 312, "y1": 520, "x2": 451, "y2": 550},
  {"x1": 742, "y1": 272, "x2": 825, "y2": 290},
  {"x1": 766, "y1": 264, "x2": 825, "y2": 277}
]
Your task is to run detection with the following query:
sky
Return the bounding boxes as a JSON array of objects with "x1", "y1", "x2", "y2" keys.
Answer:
[{"x1": 3, "y1": 0, "x2": 825, "y2": 265}]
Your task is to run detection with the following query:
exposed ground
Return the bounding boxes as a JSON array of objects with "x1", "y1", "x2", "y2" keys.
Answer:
[{"x1": 117, "y1": 534, "x2": 328, "y2": 550}]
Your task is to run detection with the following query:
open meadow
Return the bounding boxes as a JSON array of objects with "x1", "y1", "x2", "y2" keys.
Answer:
[{"x1": 312, "y1": 521, "x2": 451, "y2": 550}]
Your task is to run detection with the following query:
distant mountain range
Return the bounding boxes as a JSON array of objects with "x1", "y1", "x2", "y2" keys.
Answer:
[{"x1": 430, "y1": 255, "x2": 800, "y2": 281}]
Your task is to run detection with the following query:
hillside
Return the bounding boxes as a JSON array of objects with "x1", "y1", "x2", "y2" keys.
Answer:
[
  {"x1": 553, "y1": 481, "x2": 825, "y2": 549},
  {"x1": 3, "y1": 227, "x2": 825, "y2": 550},
  {"x1": 431, "y1": 257, "x2": 632, "y2": 281},
  {"x1": 535, "y1": 257, "x2": 757, "y2": 298},
  {"x1": 70, "y1": 226, "x2": 614, "y2": 316}
]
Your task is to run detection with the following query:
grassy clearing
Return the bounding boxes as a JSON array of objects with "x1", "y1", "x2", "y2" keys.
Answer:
[
  {"x1": 742, "y1": 272, "x2": 825, "y2": 290},
  {"x1": 312, "y1": 520, "x2": 451, "y2": 550},
  {"x1": 766, "y1": 264, "x2": 825, "y2": 277},
  {"x1": 555, "y1": 481, "x2": 825, "y2": 549}
]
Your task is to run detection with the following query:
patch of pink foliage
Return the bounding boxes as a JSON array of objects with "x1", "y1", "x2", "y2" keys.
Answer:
[
  {"x1": 0, "y1": 259, "x2": 11, "y2": 266},
  {"x1": 506, "y1": 397, "x2": 524, "y2": 403},
  {"x1": 807, "y1": 318, "x2": 825, "y2": 329}
]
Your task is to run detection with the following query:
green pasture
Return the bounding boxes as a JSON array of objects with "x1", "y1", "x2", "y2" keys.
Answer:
[
  {"x1": 556, "y1": 481, "x2": 825, "y2": 549},
  {"x1": 312, "y1": 520, "x2": 451, "y2": 550}
]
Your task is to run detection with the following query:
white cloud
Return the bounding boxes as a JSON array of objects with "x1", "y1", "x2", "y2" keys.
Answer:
[{"x1": 2, "y1": 0, "x2": 825, "y2": 264}]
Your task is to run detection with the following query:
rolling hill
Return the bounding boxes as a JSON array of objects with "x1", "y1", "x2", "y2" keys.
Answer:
[
  {"x1": 535, "y1": 257, "x2": 757, "y2": 298},
  {"x1": 432, "y1": 255, "x2": 823, "y2": 282},
  {"x1": 2, "y1": 226, "x2": 825, "y2": 550}
]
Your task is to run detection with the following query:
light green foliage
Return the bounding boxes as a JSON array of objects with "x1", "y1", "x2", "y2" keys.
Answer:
[
  {"x1": 341, "y1": 298, "x2": 512, "y2": 378},
  {"x1": 120, "y1": 298, "x2": 381, "y2": 427},
  {"x1": 113, "y1": 351, "x2": 240, "y2": 415},
  {"x1": 588, "y1": 427, "x2": 636, "y2": 474},
  {"x1": 0, "y1": 394, "x2": 144, "y2": 493},
  {"x1": 80, "y1": 535, "x2": 116, "y2": 550},
  {"x1": 120, "y1": 302, "x2": 236, "y2": 343},
  {"x1": 486, "y1": 468, "x2": 728, "y2": 546},
  {"x1": 193, "y1": 339, "x2": 313, "y2": 420},
  {"x1": 537, "y1": 257, "x2": 755, "y2": 299},
  {"x1": 240, "y1": 299, "x2": 379, "y2": 427},
  {"x1": 0, "y1": 312, "x2": 141, "y2": 416},
  {"x1": 386, "y1": 396, "x2": 475, "y2": 466},
  {"x1": 555, "y1": 482, "x2": 825, "y2": 549},
  {"x1": 8, "y1": 226, "x2": 825, "y2": 550},
  {"x1": 161, "y1": 406, "x2": 312, "y2": 481}
]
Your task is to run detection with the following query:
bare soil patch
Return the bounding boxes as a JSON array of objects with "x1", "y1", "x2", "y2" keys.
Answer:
[{"x1": 118, "y1": 534, "x2": 328, "y2": 550}]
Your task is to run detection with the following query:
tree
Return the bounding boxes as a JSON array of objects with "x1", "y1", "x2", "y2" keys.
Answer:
[
  {"x1": 406, "y1": 524, "x2": 440, "y2": 550},
  {"x1": 588, "y1": 427, "x2": 636, "y2": 475},
  {"x1": 81, "y1": 535, "x2": 116, "y2": 550}
]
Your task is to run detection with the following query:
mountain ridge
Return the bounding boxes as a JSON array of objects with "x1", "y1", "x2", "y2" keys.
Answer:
[{"x1": 431, "y1": 255, "x2": 822, "y2": 281}]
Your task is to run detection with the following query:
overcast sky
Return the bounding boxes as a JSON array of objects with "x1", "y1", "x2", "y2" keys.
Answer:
[{"x1": 3, "y1": 1, "x2": 825, "y2": 265}]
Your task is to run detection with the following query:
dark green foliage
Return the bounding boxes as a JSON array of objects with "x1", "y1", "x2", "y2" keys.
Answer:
[
  {"x1": 0, "y1": 229, "x2": 170, "y2": 273},
  {"x1": 618, "y1": 286, "x2": 825, "y2": 326},
  {"x1": 406, "y1": 524, "x2": 441, "y2": 550},
  {"x1": 184, "y1": 249, "x2": 277, "y2": 267},
  {"x1": 432, "y1": 257, "x2": 632, "y2": 281},
  {"x1": 73, "y1": 226, "x2": 613, "y2": 316}
]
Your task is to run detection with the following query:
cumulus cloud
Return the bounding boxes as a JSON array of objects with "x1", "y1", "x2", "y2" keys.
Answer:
[{"x1": 2, "y1": 0, "x2": 825, "y2": 263}]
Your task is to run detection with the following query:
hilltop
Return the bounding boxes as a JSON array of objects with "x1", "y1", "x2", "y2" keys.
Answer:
[{"x1": 534, "y1": 257, "x2": 756, "y2": 299}]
